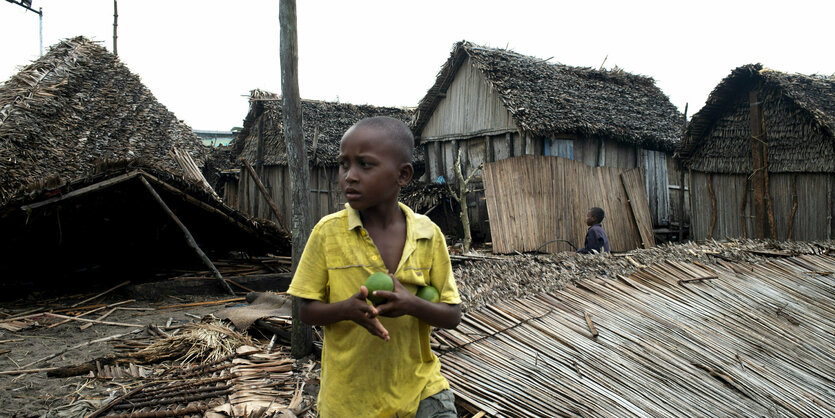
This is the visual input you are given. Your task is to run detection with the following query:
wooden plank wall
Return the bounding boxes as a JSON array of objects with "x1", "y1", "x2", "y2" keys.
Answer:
[
  {"x1": 235, "y1": 165, "x2": 342, "y2": 225},
  {"x1": 642, "y1": 149, "x2": 671, "y2": 226},
  {"x1": 690, "y1": 172, "x2": 834, "y2": 241},
  {"x1": 483, "y1": 155, "x2": 653, "y2": 253},
  {"x1": 621, "y1": 168, "x2": 656, "y2": 248},
  {"x1": 420, "y1": 56, "x2": 517, "y2": 139},
  {"x1": 667, "y1": 158, "x2": 690, "y2": 229}
]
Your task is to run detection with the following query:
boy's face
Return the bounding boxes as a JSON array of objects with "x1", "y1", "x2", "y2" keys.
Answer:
[
  {"x1": 338, "y1": 125, "x2": 413, "y2": 211},
  {"x1": 585, "y1": 211, "x2": 596, "y2": 226}
]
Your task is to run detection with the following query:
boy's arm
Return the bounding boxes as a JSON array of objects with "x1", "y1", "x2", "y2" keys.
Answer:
[
  {"x1": 299, "y1": 287, "x2": 390, "y2": 341},
  {"x1": 375, "y1": 225, "x2": 461, "y2": 329},
  {"x1": 374, "y1": 280, "x2": 461, "y2": 329}
]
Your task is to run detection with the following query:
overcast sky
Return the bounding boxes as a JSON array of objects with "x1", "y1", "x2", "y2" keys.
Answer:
[{"x1": 2, "y1": 0, "x2": 833, "y2": 132}]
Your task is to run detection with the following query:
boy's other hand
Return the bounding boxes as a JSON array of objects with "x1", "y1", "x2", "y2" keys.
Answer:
[
  {"x1": 344, "y1": 286, "x2": 389, "y2": 341},
  {"x1": 374, "y1": 276, "x2": 418, "y2": 318}
]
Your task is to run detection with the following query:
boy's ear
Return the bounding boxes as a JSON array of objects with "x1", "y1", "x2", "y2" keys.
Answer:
[{"x1": 397, "y1": 162, "x2": 414, "y2": 187}]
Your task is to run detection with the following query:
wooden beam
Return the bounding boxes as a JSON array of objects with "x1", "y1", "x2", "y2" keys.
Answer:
[
  {"x1": 139, "y1": 176, "x2": 235, "y2": 296},
  {"x1": 20, "y1": 171, "x2": 141, "y2": 211},
  {"x1": 241, "y1": 158, "x2": 290, "y2": 234}
]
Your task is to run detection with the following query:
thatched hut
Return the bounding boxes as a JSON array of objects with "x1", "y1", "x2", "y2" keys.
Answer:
[
  {"x1": 0, "y1": 37, "x2": 287, "y2": 293},
  {"x1": 678, "y1": 64, "x2": 835, "y2": 241},
  {"x1": 412, "y1": 41, "x2": 683, "y2": 241},
  {"x1": 227, "y1": 90, "x2": 413, "y2": 223},
  {"x1": 0, "y1": 36, "x2": 207, "y2": 203}
]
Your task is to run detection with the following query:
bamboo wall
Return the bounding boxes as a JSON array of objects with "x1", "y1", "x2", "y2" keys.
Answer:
[
  {"x1": 483, "y1": 155, "x2": 655, "y2": 253},
  {"x1": 689, "y1": 172, "x2": 834, "y2": 241},
  {"x1": 423, "y1": 133, "x2": 672, "y2": 238},
  {"x1": 231, "y1": 165, "x2": 343, "y2": 225}
]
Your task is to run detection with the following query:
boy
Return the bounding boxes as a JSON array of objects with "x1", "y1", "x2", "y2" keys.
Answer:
[
  {"x1": 576, "y1": 207, "x2": 610, "y2": 254},
  {"x1": 287, "y1": 116, "x2": 462, "y2": 417}
]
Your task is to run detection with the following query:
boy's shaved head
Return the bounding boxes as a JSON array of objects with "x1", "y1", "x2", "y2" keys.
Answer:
[{"x1": 344, "y1": 116, "x2": 414, "y2": 164}]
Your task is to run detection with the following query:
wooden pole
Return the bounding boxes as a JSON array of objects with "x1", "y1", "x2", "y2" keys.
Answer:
[
  {"x1": 708, "y1": 174, "x2": 716, "y2": 239},
  {"x1": 749, "y1": 90, "x2": 767, "y2": 239},
  {"x1": 241, "y1": 158, "x2": 290, "y2": 233},
  {"x1": 787, "y1": 174, "x2": 798, "y2": 240},
  {"x1": 280, "y1": 0, "x2": 313, "y2": 358},
  {"x1": 255, "y1": 113, "x2": 265, "y2": 218},
  {"x1": 112, "y1": 0, "x2": 118, "y2": 56},
  {"x1": 679, "y1": 103, "x2": 687, "y2": 243},
  {"x1": 139, "y1": 176, "x2": 235, "y2": 296}
]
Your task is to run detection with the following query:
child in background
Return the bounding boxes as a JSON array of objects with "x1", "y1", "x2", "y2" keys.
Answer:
[
  {"x1": 287, "y1": 116, "x2": 461, "y2": 417},
  {"x1": 576, "y1": 207, "x2": 610, "y2": 254}
]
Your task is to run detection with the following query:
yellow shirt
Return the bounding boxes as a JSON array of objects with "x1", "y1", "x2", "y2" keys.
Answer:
[{"x1": 288, "y1": 203, "x2": 461, "y2": 418}]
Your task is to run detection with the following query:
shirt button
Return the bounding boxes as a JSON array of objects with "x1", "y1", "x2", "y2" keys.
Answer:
[
  {"x1": 371, "y1": 256, "x2": 378, "y2": 261},
  {"x1": 361, "y1": 230, "x2": 367, "y2": 236}
]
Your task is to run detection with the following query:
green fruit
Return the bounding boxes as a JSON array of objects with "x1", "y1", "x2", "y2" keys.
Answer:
[
  {"x1": 416, "y1": 285, "x2": 440, "y2": 303},
  {"x1": 364, "y1": 272, "x2": 394, "y2": 306}
]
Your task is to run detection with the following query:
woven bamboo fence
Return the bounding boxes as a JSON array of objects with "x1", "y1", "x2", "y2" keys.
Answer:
[
  {"x1": 435, "y1": 254, "x2": 835, "y2": 416},
  {"x1": 483, "y1": 155, "x2": 655, "y2": 253}
]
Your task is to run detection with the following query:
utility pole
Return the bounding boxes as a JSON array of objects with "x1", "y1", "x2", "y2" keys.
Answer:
[
  {"x1": 280, "y1": 0, "x2": 313, "y2": 358},
  {"x1": 112, "y1": 0, "x2": 118, "y2": 55},
  {"x1": 4, "y1": 1, "x2": 43, "y2": 56}
]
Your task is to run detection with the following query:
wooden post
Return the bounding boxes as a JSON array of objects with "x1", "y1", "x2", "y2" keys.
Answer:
[
  {"x1": 679, "y1": 169, "x2": 686, "y2": 242},
  {"x1": 740, "y1": 177, "x2": 748, "y2": 239},
  {"x1": 485, "y1": 135, "x2": 494, "y2": 163},
  {"x1": 749, "y1": 90, "x2": 767, "y2": 239},
  {"x1": 241, "y1": 158, "x2": 290, "y2": 234},
  {"x1": 787, "y1": 174, "x2": 797, "y2": 240},
  {"x1": 708, "y1": 174, "x2": 716, "y2": 239},
  {"x1": 112, "y1": 0, "x2": 118, "y2": 55},
  {"x1": 255, "y1": 113, "x2": 266, "y2": 218},
  {"x1": 280, "y1": 0, "x2": 313, "y2": 358},
  {"x1": 520, "y1": 132, "x2": 527, "y2": 155},
  {"x1": 139, "y1": 176, "x2": 235, "y2": 296},
  {"x1": 678, "y1": 103, "x2": 687, "y2": 243},
  {"x1": 506, "y1": 132, "x2": 513, "y2": 158}
]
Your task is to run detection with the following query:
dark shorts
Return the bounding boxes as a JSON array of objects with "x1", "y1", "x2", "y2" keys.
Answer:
[{"x1": 416, "y1": 389, "x2": 457, "y2": 418}]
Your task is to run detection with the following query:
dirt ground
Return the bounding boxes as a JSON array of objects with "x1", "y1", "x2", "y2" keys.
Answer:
[{"x1": 0, "y1": 290, "x2": 294, "y2": 417}]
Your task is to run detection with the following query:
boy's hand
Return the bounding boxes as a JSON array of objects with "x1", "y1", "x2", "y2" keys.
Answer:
[
  {"x1": 343, "y1": 286, "x2": 389, "y2": 341},
  {"x1": 374, "y1": 276, "x2": 419, "y2": 318}
]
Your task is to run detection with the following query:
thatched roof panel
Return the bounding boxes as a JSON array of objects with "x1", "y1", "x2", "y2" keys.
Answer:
[
  {"x1": 680, "y1": 64, "x2": 835, "y2": 173},
  {"x1": 229, "y1": 90, "x2": 414, "y2": 167},
  {"x1": 413, "y1": 41, "x2": 683, "y2": 152},
  {"x1": 0, "y1": 36, "x2": 206, "y2": 202}
]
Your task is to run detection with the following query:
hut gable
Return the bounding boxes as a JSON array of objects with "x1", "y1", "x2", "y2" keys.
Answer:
[
  {"x1": 0, "y1": 36, "x2": 206, "y2": 202},
  {"x1": 680, "y1": 64, "x2": 835, "y2": 173},
  {"x1": 413, "y1": 41, "x2": 682, "y2": 152},
  {"x1": 230, "y1": 90, "x2": 414, "y2": 166}
]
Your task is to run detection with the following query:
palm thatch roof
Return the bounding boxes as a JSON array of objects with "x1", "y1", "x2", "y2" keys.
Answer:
[
  {"x1": 0, "y1": 36, "x2": 206, "y2": 203},
  {"x1": 679, "y1": 64, "x2": 835, "y2": 173},
  {"x1": 229, "y1": 90, "x2": 414, "y2": 167},
  {"x1": 413, "y1": 41, "x2": 683, "y2": 152}
]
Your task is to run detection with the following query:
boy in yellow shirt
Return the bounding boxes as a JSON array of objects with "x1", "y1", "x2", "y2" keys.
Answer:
[{"x1": 287, "y1": 116, "x2": 462, "y2": 417}]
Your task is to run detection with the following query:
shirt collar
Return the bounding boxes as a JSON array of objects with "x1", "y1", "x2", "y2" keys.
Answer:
[{"x1": 345, "y1": 202, "x2": 434, "y2": 240}]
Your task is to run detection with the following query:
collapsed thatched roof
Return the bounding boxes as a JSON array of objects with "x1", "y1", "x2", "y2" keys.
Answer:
[
  {"x1": 0, "y1": 159, "x2": 289, "y2": 286},
  {"x1": 679, "y1": 64, "x2": 835, "y2": 173},
  {"x1": 0, "y1": 36, "x2": 206, "y2": 203},
  {"x1": 413, "y1": 41, "x2": 683, "y2": 152},
  {"x1": 229, "y1": 90, "x2": 414, "y2": 167}
]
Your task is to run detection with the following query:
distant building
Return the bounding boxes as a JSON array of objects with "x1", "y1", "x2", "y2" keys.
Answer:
[{"x1": 195, "y1": 130, "x2": 236, "y2": 147}]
